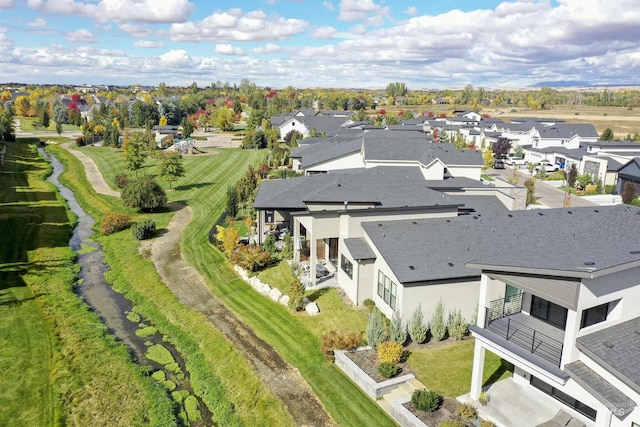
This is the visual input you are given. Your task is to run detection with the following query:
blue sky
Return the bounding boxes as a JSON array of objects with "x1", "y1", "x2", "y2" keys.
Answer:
[{"x1": 0, "y1": 0, "x2": 638, "y2": 89}]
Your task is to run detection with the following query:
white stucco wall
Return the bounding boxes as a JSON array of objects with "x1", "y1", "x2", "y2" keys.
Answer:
[
  {"x1": 305, "y1": 152, "x2": 365, "y2": 174},
  {"x1": 447, "y1": 165, "x2": 482, "y2": 180}
]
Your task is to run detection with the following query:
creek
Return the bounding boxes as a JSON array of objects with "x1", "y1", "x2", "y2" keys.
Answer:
[{"x1": 40, "y1": 147, "x2": 211, "y2": 426}]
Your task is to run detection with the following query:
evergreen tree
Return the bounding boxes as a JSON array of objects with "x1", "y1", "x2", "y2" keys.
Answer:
[
  {"x1": 621, "y1": 182, "x2": 637, "y2": 205},
  {"x1": 567, "y1": 163, "x2": 578, "y2": 188},
  {"x1": 121, "y1": 176, "x2": 167, "y2": 211},
  {"x1": 408, "y1": 304, "x2": 427, "y2": 344},
  {"x1": 366, "y1": 309, "x2": 387, "y2": 349},
  {"x1": 430, "y1": 300, "x2": 447, "y2": 341},
  {"x1": 226, "y1": 185, "x2": 239, "y2": 218},
  {"x1": 389, "y1": 311, "x2": 407, "y2": 345}
]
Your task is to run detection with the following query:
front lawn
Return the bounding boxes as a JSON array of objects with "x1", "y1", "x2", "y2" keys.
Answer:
[{"x1": 408, "y1": 338, "x2": 513, "y2": 397}]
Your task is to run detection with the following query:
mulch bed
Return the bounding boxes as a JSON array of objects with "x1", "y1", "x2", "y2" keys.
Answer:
[
  {"x1": 345, "y1": 348, "x2": 414, "y2": 382},
  {"x1": 404, "y1": 397, "x2": 470, "y2": 426}
]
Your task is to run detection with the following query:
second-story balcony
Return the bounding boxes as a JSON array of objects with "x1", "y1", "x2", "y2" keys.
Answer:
[{"x1": 482, "y1": 292, "x2": 565, "y2": 367}]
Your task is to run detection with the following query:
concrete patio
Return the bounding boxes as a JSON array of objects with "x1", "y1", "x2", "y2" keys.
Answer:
[{"x1": 458, "y1": 378, "x2": 592, "y2": 427}]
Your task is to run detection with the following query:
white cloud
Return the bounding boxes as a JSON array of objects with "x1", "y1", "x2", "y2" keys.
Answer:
[
  {"x1": 65, "y1": 29, "x2": 96, "y2": 42},
  {"x1": 119, "y1": 23, "x2": 152, "y2": 38},
  {"x1": 0, "y1": 0, "x2": 14, "y2": 9},
  {"x1": 311, "y1": 26, "x2": 337, "y2": 40},
  {"x1": 338, "y1": 0, "x2": 389, "y2": 24},
  {"x1": 214, "y1": 44, "x2": 244, "y2": 55},
  {"x1": 169, "y1": 8, "x2": 308, "y2": 42},
  {"x1": 134, "y1": 40, "x2": 163, "y2": 48},
  {"x1": 27, "y1": 0, "x2": 195, "y2": 23},
  {"x1": 250, "y1": 43, "x2": 281, "y2": 54},
  {"x1": 322, "y1": 1, "x2": 335, "y2": 11},
  {"x1": 28, "y1": 17, "x2": 47, "y2": 27},
  {"x1": 404, "y1": 6, "x2": 417, "y2": 16}
]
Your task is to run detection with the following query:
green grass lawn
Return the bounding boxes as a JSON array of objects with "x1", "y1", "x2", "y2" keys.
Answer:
[
  {"x1": 0, "y1": 140, "x2": 175, "y2": 427},
  {"x1": 18, "y1": 117, "x2": 80, "y2": 132},
  {"x1": 78, "y1": 145, "x2": 396, "y2": 426},
  {"x1": 408, "y1": 339, "x2": 514, "y2": 397}
]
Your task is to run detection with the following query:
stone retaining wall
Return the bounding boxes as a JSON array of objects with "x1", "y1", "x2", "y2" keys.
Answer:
[
  {"x1": 334, "y1": 349, "x2": 415, "y2": 399},
  {"x1": 392, "y1": 397, "x2": 428, "y2": 427}
]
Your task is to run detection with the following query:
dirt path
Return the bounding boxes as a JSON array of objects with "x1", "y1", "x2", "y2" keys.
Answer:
[
  {"x1": 60, "y1": 143, "x2": 335, "y2": 426},
  {"x1": 150, "y1": 206, "x2": 335, "y2": 427},
  {"x1": 62, "y1": 142, "x2": 120, "y2": 197}
]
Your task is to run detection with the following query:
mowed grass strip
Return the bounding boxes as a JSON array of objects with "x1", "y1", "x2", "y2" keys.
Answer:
[
  {"x1": 0, "y1": 141, "x2": 175, "y2": 427},
  {"x1": 80, "y1": 145, "x2": 396, "y2": 426},
  {"x1": 62, "y1": 145, "x2": 294, "y2": 426}
]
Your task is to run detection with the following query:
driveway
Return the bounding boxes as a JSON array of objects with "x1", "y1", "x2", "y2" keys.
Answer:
[{"x1": 486, "y1": 165, "x2": 597, "y2": 208}]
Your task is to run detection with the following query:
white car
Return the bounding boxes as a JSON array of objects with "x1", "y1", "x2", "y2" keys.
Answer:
[
  {"x1": 505, "y1": 156, "x2": 527, "y2": 166},
  {"x1": 533, "y1": 161, "x2": 559, "y2": 174}
]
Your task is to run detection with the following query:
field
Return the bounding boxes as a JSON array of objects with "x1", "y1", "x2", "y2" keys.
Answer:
[{"x1": 76, "y1": 145, "x2": 395, "y2": 426}]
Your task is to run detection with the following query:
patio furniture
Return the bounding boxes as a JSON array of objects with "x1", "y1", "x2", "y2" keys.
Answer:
[{"x1": 536, "y1": 410, "x2": 585, "y2": 427}]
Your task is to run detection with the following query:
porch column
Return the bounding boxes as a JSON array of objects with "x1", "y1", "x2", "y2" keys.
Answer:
[
  {"x1": 477, "y1": 273, "x2": 491, "y2": 327},
  {"x1": 560, "y1": 309, "x2": 579, "y2": 368},
  {"x1": 293, "y1": 217, "x2": 301, "y2": 263},
  {"x1": 310, "y1": 237, "x2": 317, "y2": 286},
  {"x1": 470, "y1": 340, "x2": 486, "y2": 400}
]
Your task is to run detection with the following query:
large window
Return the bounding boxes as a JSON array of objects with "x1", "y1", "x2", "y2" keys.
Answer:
[
  {"x1": 530, "y1": 376, "x2": 596, "y2": 421},
  {"x1": 531, "y1": 295, "x2": 567, "y2": 330},
  {"x1": 580, "y1": 302, "x2": 609, "y2": 329},
  {"x1": 377, "y1": 270, "x2": 397, "y2": 310},
  {"x1": 341, "y1": 255, "x2": 353, "y2": 279}
]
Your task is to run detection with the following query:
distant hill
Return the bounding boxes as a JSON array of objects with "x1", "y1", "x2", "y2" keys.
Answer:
[{"x1": 530, "y1": 81, "x2": 590, "y2": 88}]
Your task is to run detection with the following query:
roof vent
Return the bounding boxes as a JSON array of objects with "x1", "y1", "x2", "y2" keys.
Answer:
[
  {"x1": 466, "y1": 246, "x2": 470, "y2": 251},
  {"x1": 412, "y1": 221, "x2": 417, "y2": 225},
  {"x1": 446, "y1": 219, "x2": 451, "y2": 223},
  {"x1": 538, "y1": 212, "x2": 544, "y2": 216},
  {"x1": 337, "y1": 184, "x2": 341, "y2": 187},
  {"x1": 594, "y1": 209, "x2": 599, "y2": 213},
  {"x1": 448, "y1": 262, "x2": 454, "y2": 267},
  {"x1": 378, "y1": 223, "x2": 382, "y2": 226},
  {"x1": 584, "y1": 261, "x2": 595, "y2": 266},
  {"x1": 603, "y1": 341, "x2": 614, "y2": 349},
  {"x1": 409, "y1": 265, "x2": 415, "y2": 270},
  {"x1": 508, "y1": 214, "x2": 513, "y2": 217},
  {"x1": 567, "y1": 211, "x2": 572, "y2": 214},
  {"x1": 630, "y1": 250, "x2": 640, "y2": 255}
]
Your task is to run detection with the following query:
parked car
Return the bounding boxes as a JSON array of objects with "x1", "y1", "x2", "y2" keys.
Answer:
[
  {"x1": 533, "y1": 160, "x2": 559, "y2": 174},
  {"x1": 493, "y1": 159, "x2": 505, "y2": 169},
  {"x1": 506, "y1": 156, "x2": 527, "y2": 166}
]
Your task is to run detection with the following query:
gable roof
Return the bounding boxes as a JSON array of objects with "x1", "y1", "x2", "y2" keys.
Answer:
[
  {"x1": 537, "y1": 123, "x2": 598, "y2": 139},
  {"x1": 344, "y1": 238, "x2": 377, "y2": 260}
]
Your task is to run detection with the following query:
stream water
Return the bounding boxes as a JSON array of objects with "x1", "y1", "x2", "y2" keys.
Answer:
[{"x1": 40, "y1": 148, "x2": 210, "y2": 426}]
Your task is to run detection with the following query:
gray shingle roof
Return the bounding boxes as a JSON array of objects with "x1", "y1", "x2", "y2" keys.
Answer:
[
  {"x1": 537, "y1": 123, "x2": 598, "y2": 139},
  {"x1": 576, "y1": 317, "x2": 640, "y2": 397},
  {"x1": 344, "y1": 238, "x2": 377, "y2": 260},
  {"x1": 254, "y1": 168, "x2": 463, "y2": 210},
  {"x1": 293, "y1": 115, "x2": 352, "y2": 136},
  {"x1": 365, "y1": 205, "x2": 640, "y2": 283},
  {"x1": 527, "y1": 145, "x2": 588, "y2": 159},
  {"x1": 565, "y1": 361, "x2": 636, "y2": 418},
  {"x1": 298, "y1": 137, "x2": 362, "y2": 168}
]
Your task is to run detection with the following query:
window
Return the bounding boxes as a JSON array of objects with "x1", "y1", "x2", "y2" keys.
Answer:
[
  {"x1": 377, "y1": 270, "x2": 397, "y2": 310},
  {"x1": 341, "y1": 255, "x2": 353, "y2": 279},
  {"x1": 580, "y1": 302, "x2": 609, "y2": 329},
  {"x1": 530, "y1": 376, "x2": 597, "y2": 421},
  {"x1": 531, "y1": 295, "x2": 567, "y2": 330}
]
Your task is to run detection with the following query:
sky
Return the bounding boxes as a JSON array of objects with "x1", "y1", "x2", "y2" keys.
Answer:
[{"x1": 1, "y1": 0, "x2": 640, "y2": 89}]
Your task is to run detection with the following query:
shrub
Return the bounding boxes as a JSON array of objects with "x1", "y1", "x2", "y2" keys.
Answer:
[
  {"x1": 366, "y1": 308, "x2": 387, "y2": 349},
  {"x1": 131, "y1": 219, "x2": 156, "y2": 240},
  {"x1": 319, "y1": 330, "x2": 363, "y2": 361},
  {"x1": 363, "y1": 298, "x2": 376, "y2": 312},
  {"x1": 101, "y1": 212, "x2": 131, "y2": 236},
  {"x1": 121, "y1": 175, "x2": 167, "y2": 211},
  {"x1": 524, "y1": 177, "x2": 536, "y2": 206},
  {"x1": 229, "y1": 245, "x2": 272, "y2": 272},
  {"x1": 389, "y1": 311, "x2": 407, "y2": 345},
  {"x1": 430, "y1": 300, "x2": 447, "y2": 341},
  {"x1": 115, "y1": 172, "x2": 129, "y2": 189},
  {"x1": 263, "y1": 235, "x2": 277, "y2": 255},
  {"x1": 438, "y1": 420, "x2": 465, "y2": 427},
  {"x1": 480, "y1": 420, "x2": 496, "y2": 427},
  {"x1": 408, "y1": 304, "x2": 427, "y2": 344},
  {"x1": 456, "y1": 403, "x2": 478, "y2": 420},
  {"x1": 377, "y1": 362, "x2": 399, "y2": 378},
  {"x1": 288, "y1": 277, "x2": 306, "y2": 311},
  {"x1": 377, "y1": 340, "x2": 402, "y2": 364},
  {"x1": 584, "y1": 183, "x2": 598, "y2": 195},
  {"x1": 479, "y1": 391, "x2": 489, "y2": 406},
  {"x1": 448, "y1": 309, "x2": 468, "y2": 340},
  {"x1": 622, "y1": 182, "x2": 637, "y2": 205},
  {"x1": 411, "y1": 389, "x2": 442, "y2": 412}
]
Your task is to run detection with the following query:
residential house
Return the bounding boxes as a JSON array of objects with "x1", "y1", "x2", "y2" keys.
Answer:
[{"x1": 467, "y1": 205, "x2": 640, "y2": 426}]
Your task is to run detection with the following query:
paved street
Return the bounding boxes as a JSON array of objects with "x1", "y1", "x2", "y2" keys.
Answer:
[{"x1": 485, "y1": 165, "x2": 597, "y2": 208}]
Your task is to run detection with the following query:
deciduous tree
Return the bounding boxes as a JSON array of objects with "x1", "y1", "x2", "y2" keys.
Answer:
[
  {"x1": 157, "y1": 151, "x2": 185, "y2": 188},
  {"x1": 122, "y1": 131, "x2": 148, "y2": 176},
  {"x1": 121, "y1": 175, "x2": 167, "y2": 211}
]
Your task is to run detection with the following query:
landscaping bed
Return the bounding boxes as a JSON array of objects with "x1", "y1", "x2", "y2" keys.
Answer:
[
  {"x1": 345, "y1": 347, "x2": 414, "y2": 383},
  {"x1": 404, "y1": 397, "x2": 462, "y2": 426}
]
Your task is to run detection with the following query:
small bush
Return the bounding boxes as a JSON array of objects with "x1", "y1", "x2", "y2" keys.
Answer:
[
  {"x1": 411, "y1": 389, "x2": 442, "y2": 412},
  {"x1": 229, "y1": 245, "x2": 272, "y2": 272},
  {"x1": 115, "y1": 173, "x2": 129, "y2": 189},
  {"x1": 479, "y1": 391, "x2": 489, "y2": 406},
  {"x1": 101, "y1": 212, "x2": 131, "y2": 236},
  {"x1": 288, "y1": 277, "x2": 306, "y2": 311},
  {"x1": 363, "y1": 298, "x2": 376, "y2": 312},
  {"x1": 584, "y1": 183, "x2": 598, "y2": 195},
  {"x1": 131, "y1": 219, "x2": 156, "y2": 240},
  {"x1": 366, "y1": 308, "x2": 387, "y2": 349},
  {"x1": 408, "y1": 304, "x2": 427, "y2": 344},
  {"x1": 121, "y1": 175, "x2": 167, "y2": 211},
  {"x1": 377, "y1": 340, "x2": 403, "y2": 364},
  {"x1": 438, "y1": 420, "x2": 465, "y2": 427},
  {"x1": 456, "y1": 403, "x2": 478, "y2": 420},
  {"x1": 480, "y1": 420, "x2": 496, "y2": 427},
  {"x1": 320, "y1": 330, "x2": 363, "y2": 361},
  {"x1": 377, "y1": 361, "x2": 399, "y2": 378},
  {"x1": 430, "y1": 300, "x2": 447, "y2": 341}
]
